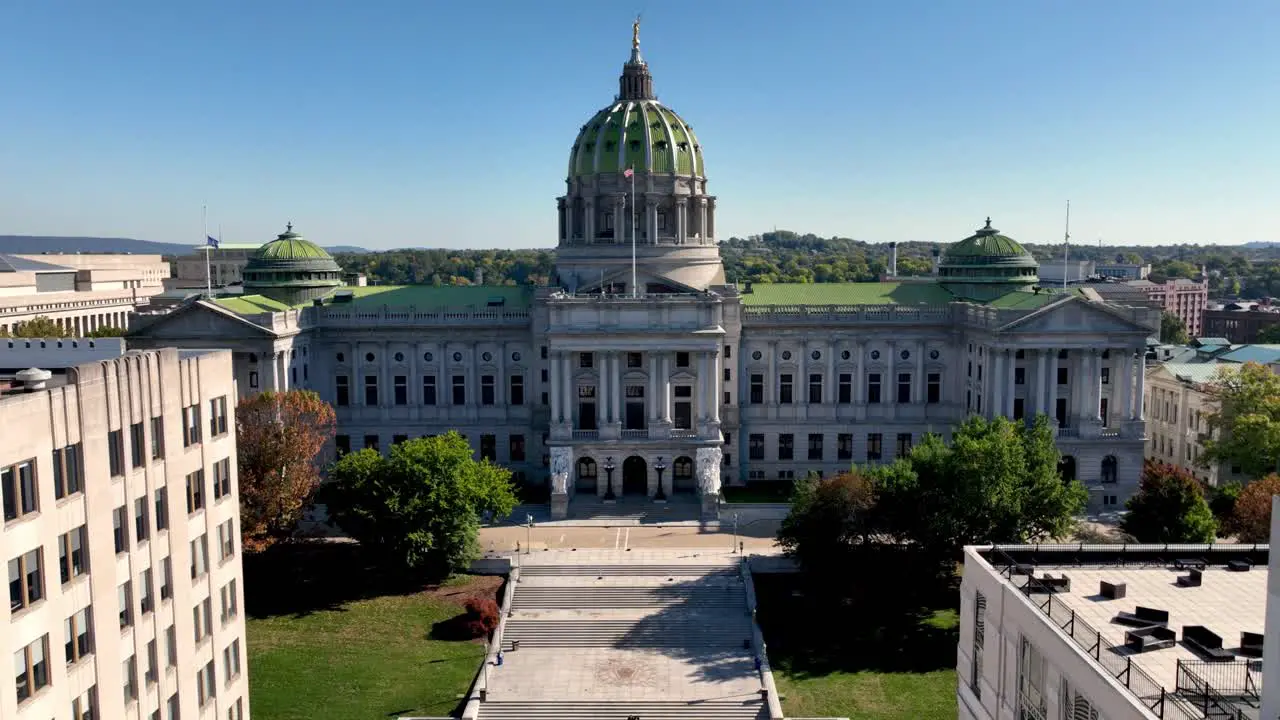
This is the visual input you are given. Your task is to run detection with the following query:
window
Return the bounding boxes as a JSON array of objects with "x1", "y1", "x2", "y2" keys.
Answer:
[
  {"x1": 510, "y1": 375, "x2": 524, "y2": 405},
  {"x1": 808, "y1": 373, "x2": 823, "y2": 404},
  {"x1": 627, "y1": 352, "x2": 643, "y2": 368},
  {"x1": 9, "y1": 548, "x2": 44, "y2": 611},
  {"x1": 135, "y1": 497, "x2": 150, "y2": 543},
  {"x1": 808, "y1": 433, "x2": 823, "y2": 461},
  {"x1": 510, "y1": 435, "x2": 526, "y2": 462},
  {"x1": 749, "y1": 374, "x2": 763, "y2": 404},
  {"x1": 838, "y1": 373, "x2": 852, "y2": 403},
  {"x1": 392, "y1": 434, "x2": 408, "y2": 446},
  {"x1": 113, "y1": 505, "x2": 129, "y2": 553},
  {"x1": 867, "y1": 433, "x2": 883, "y2": 461},
  {"x1": 927, "y1": 373, "x2": 941, "y2": 404},
  {"x1": 249, "y1": 371, "x2": 259, "y2": 389},
  {"x1": 167, "y1": 692, "x2": 180, "y2": 720},
  {"x1": 212, "y1": 458, "x2": 232, "y2": 500},
  {"x1": 897, "y1": 373, "x2": 911, "y2": 403},
  {"x1": 335, "y1": 375, "x2": 350, "y2": 406},
  {"x1": 1018, "y1": 637, "x2": 1047, "y2": 720},
  {"x1": 123, "y1": 655, "x2": 138, "y2": 703},
  {"x1": 151, "y1": 417, "x2": 165, "y2": 459},
  {"x1": 14, "y1": 635, "x2": 49, "y2": 704},
  {"x1": 335, "y1": 435, "x2": 351, "y2": 456},
  {"x1": 1057, "y1": 367, "x2": 1068, "y2": 385},
  {"x1": 867, "y1": 373, "x2": 882, "y2": 404},
  {"x1": 186, "y1": 470, "x2": 205, "y2": 514},
  {"x1": 579, "y1": 352, "x2": 594, "y2": 369},
  {"x1": 53, "y1": 443, "x2": 83, "y2": 498},
  {"x1": 166, "y1": 626, "x2": 177, "y2": 667},
  {"x1": 1014, "y1": 367, "x2": 1025, "y2": 385},
  {"x1": 146, "y1": 640, "x2": 159, "y2": 684},
  {"x1": 2, "y1": 459, "x2": 38, "y2": 521},
  {"x1": 109, "y1": 429, "x2": 125, "y2": 475},
  {"x1": 896, "y1": 433, "x2": 913, "y2": 458},
  {"x1": 838, "y1": 433, "x2": 853, "y2": 460},
  {"x1": 364, "y1": 435, "x2": 380, "y2": 451},
  {"x1": 364, "y1": 375, "x2": 379, "y2": 405},
  {"x1": 391, "y1": 375, "x2": 407, "y2": 405},
  {"x1": 194, "y1": 597, "x2": 213, "y2": 643},
  {"x1": 779, "y1": 374, "x2": 793, "y2": 404},
  {"x1": 59, "y1": 526, "x2": 88, "y2": 583},
  {"x1": 749, "y1": 434, "x2": 765, "y2": 460},
  {"x1": 118, "y1": 580, "x2": 133, "y2": 628},
  {"x1": 182, "y1": 405, "x2": 202, "y2": 447},
  {"x1": 71, "y1": 686, "x2": 97, "y2": 720},
  {"x1": 139, "y1": 568, "x2": 154, "y2": 614},
  {"x1": 452, "y1": 375, "x2": 466, "y2": 405},
  {"x1": 676, "y1": 352, "x2": 689, "y2": 368},
  {"x1": 223, "y1": 640, "x2": 242, "y2": 682},
  {"x1": 210, "y1": 395, "x2": 229, "y2": 436},
  {"x1": 155, "y1": 487, "x2": 169, "y2": 531},
  {"x1": 480, "y1": 434, "x2": 496, "y2": 461},
  {"x1": 1101, "y1": 367, "x2": 1111, "y2": 385},
  {"x1": 481, "y1": 375, "x2": 496, "y2": 405},
  {"x1": 197, "y1": 659, "x2": 217, "y2": 706},
  {"x1": 217, "y1": 519, "x2": 236, "y2": 561},
  {"x1": 1013, "y1": 398, "x2": 1024, "y2": 420},
  {"x1": 220, "y1": 579, "x2": 238, "y2": 624},
  {"x1": 1101, "y1": 455, "x2": 1118, "y2": 483},
  {"x1": 778, "y1": 434, "x2": 794, "y2": 461},
  {"x1": 724, "y1": 367, "x2": 732, "y2": 382},
  {"x1": 191, "y1": 535, "x2": 209, "y2": 579}
]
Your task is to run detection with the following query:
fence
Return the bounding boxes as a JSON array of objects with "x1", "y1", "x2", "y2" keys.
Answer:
[{"x1": 1174, "y1": 660, "x2": 1257, "y2": 720}]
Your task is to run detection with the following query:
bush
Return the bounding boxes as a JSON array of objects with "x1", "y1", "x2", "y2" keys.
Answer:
[{"x1": 462, "y1": 598, "x2": 500, "y2": 639}]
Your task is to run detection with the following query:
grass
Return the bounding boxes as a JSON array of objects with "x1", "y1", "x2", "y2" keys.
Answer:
[
  {"x1": 244, "y1": 542, "x2": 499, "y2": 720},
  {"x1": 754, "y1": 563, "x2": 960, "y2": 720},
  {"x1": 722, "y1": 481, "x2": 795, "y2": 503}
]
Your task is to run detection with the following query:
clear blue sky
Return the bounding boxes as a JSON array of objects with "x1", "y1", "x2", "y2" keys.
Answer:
[{"x1": 1, "y1": 1, "x2": 1276, "y2": 250}]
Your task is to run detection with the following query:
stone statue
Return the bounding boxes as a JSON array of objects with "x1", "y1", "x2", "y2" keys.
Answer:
[
  {"x1": 695, "y1": 447, "x2": 722, "y2": 496},
  {"x1": 550, "y1": 446, "x2": 573, "y2": 495},
  {"x1": 632, "y1": 15, "x2": 641, "y2": 49}
]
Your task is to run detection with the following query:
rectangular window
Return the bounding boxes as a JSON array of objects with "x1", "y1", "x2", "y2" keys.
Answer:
[
  {"x1": 58, "y1": 526, "x2": 88, "y2": 584},
  {"x1": 1057, "y1": 367, "x2": 1068, "y2": 385},
  {"x1": 749, "y1": 374, "x2": 764, "y2": 404},
  {"x1": 209, "y1": 396, "x2": 228, "y2": 437},
  {"x1": 1101, "y1": 367, "x2": 1110, "y2": 385},
  {"x1": 224, "y1": 640, "x2": 242, "y2": 683},
  {"x1": 190, "y1": 535, "x2": 209, "y2": 579},
  {"x1": 193, "y1": 597, "x2": 213, "y2": 643},
  {"x1": 9, "y1": 548, "x2": 44, "y2": 612},
  {"x1": 335, "y1": 375, "x2": 350, "y2": 406},
  {"x1": 220, "y1": 579, "x2": 239, "y2": 624},
  {"x1": 626, "y1": 352, "x2": 643, "y2": 368},
  {"x1": 1, "y1": 460, "x2": 38, "y2": 521},
  {"x1": 807, "y1": 433, "x2": 823, "y2": 461},
  {"x1": 927, "y1": 373, "x2": 941, "y2": 404},
  {"x1": 109, "y1": 429, "x2": 125, "y2": 475},
  {"x1": 867, "y1": 433, "x2": 883, "y2": 461},
  {"x1": 480, "y1": 434, "x2": 496, "y2": 461},
  {"x1": 393, "y1": 375, "x2": 407, "y2": 405},
  {"x1": 838, "y1": 373, "x2": 852, "y2": 404},
  {"x1": 1013, "y1": 367, "x2": 1024, "y2": 386},
  {"x1": 676, "y1": 352, "x2": 689, "y2": 368},
  {"x1": 896, "y1": 432, "x2": 913, "y2": 458},
  {"x1": 52, "y1": 444, "x2": 83, "y2": 499},
  {"x1": 113, "y1": 505, "x2": 129, "y2": 553},
  {"x1": 867, "y1": 373, "x2": 882, "y2": 404},
  {"x1": 897, "y1": 373, "x2": 911, "y2": 403},
  {"x1": 510, "y1": 375, "x2": 524, "y2": 406},
  {"x1": 364, "y1": 375, "x2": 379, "y2": 406},
  {"x1": 217, "y1": 519, "x2": 236, "y2": 561},
  {"x1": 364, "y1": 435, "x2": 379, "y2": 451},
  {"x1": 124, "y1": 654, "x2": 138, "y2": 703},
  {"x1": 186, "y1": 470, "x2": 205, "y2": 514},
  {"x1": 579, "y1": 352, "x2": 594, "y2": 368},
  {"x1": 779, "y1": 374, "x2": 793, "y2": 404},
  {"x1": 452, "y1": 375, "x2": 466, "y2": 405},
  {"x1": 212, "y1": 458, "x2": 232, "y2": 500},
  {"x1": 14, "y1": 635, "x2": 50, "y2": 704},
  {"x1": 72, "y1": 686, "x2": 97, "y2": 720},
  {"x1": 808, "y1": 373, "x2": 823, "y2": 404},
  {"x1": 151, "y1": 417, "x2": 165, "y2": 459},
  {"x1": 197, "y1": 659, "x2": 217, "y2": 706},
  {"x1": 335, "y1": 435, "x2": 350, "y2": 456},
  {"x1": 1013, "y1": 398, "x2": 1025, "y2": 421},
  {"x1": 749, "y1": 434, "x2": 765, "y2": 460},
  {"x1": 182, "y1": 405, "x2": 202, "y2": 447},
  {"x1": 135, "y1": 497, "x2": 150, "y2": 543},
  {"x1": 139, "y1": 568, "x2": 154, "y2": 614},
  {"x1": 166, "y1": 626, "x2": 177, "y2": 667},
  {"x1": 724, "y1": 367, "x2": 732, "y2": 382},
  {"x1": 118, "y1": 580, "x2": 133, "y2": 628},
  {"x1": 481, "y1": 375, "x2": 496, "y2": 405},
  {"x1": 155, "y1": 487, "x2": 169, "y2": 531},
  {"x1": 510, "y1": 434, "x2": 526, "y2": 462},
  {"x1": 837, "y1": 433, "x2": 853, "y2": 460},
  {"x1": 249, "y1": 370, "x2": 259, "y2": 388},
  {"x1": 146, "y1": 639, "x2": 158, "y2": 684},
  {"x1": 160, "y1": 558, "x2": 172, "y2": 600},
  {"x1": 65, "y1": 607, "x2": 92, "y2": 664},
  {"x1": 392, "y1": 434, "x2": 408, "y2": 446},
  {"x1": 422, "y1": 376, "x2": 437, "y2": 405},
  {"x1": 778, "y1": 434, "x2": 794, "y2": 461}
]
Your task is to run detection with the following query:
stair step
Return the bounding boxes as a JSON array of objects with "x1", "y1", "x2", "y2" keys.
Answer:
[
  {"x1": 519, "y1": 565, "x2": 739, "y2": 576},
  {"x1": 478, "y1": 700, "x2": 765, "y2": 719}
]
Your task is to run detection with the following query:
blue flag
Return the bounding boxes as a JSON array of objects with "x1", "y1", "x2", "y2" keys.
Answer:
[{"x1": 206, "y1": 235, "x2": 219, "y2": 248}]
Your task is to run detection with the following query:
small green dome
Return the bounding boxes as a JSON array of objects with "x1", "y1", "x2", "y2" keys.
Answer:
[
  {"x1": 253, "y1": 224, "x2": 334, "y2": 261},
  {"x1": 938, "y1": 218, "x2": 1039, "y2": 299},
  {"x1": 568, "y1": 101, "x2": 705, "y2": 178},
  {"x1": 242, "y1": 224, "x2": 344, "y2": 306}
]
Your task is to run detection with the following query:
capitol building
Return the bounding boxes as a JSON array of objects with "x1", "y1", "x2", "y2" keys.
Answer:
[{"x1": 130, "y1": 28, "x2": 1158, "y2": 517}]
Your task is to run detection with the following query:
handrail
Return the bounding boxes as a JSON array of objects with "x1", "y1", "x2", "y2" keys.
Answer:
[{"x1": 1175, "y1": 660, "x2": 1248, "y2": 720}]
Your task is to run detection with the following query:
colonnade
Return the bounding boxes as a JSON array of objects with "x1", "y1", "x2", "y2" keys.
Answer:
[
  {"x1": 548, "y1": 348, "x2": 720, "y2": 429},
  {"x1": 977, "y1": 347, "x2": 1145, "y2": 425}
]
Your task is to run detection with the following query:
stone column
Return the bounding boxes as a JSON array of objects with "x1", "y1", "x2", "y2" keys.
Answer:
[
  {"x1": 662, "y1": 353, "x2": 673, "y2": 422},
  {"x1": 698, "y1": 199, "x2": 708, "y2": 243},
  {"x1": 563, "y1": 198, "x2": 573, "y2": 242},
  {"x1": 991, "y1": 350, "x2": 1004, "y2": 419},
  {"x1": 647, "y1": 198, "x2": 658, "y2": 245},
  {"x1": 1133, "y1": 351, "x2": 1146, "y2": 420},
  {"x1": 550, "y1": 351, "x2": 562, "y2": 423},
  {"x1": 380, "y1": 344, "x2": 391, "y2": 407},
  {"x1": 497, "y1": 342, "x2": 506, "y2": 406},
  {"x1": 614, "y1": 196, "x2": 626, "y2": 245},
  {"x1": 855, "y1": 341, "x2": 865, "y2": 404},
  {"x1": 599, "y1": 353, "x2": 611, "y2": 424},
  {"x1": 767, "y1": 341, "x2": 777, "y2": 405},
  {"x1": 1093, "y1": 350, "x2": 1104, "y2": 422},
  {"x1": 584, "y1": 199, "x2": 595, "y2": 243},
  {"x1": 467, "y1": 344, "x2": 479, "y2": 409},
  {"x1": 887, "y1": 341, "x2": 898, "y2": 420},
  {"x1": 676, "y1": 198, "x2": 687, "y2": 244},
  {"x1": 915, "y1": 341, "x2": 925, "y2": 405},
  {"x1": 562, "y1": 351, "x2": 573, "y2": 427},
  {"x1": 612, "y1": 352, "x2": 622, "y2": 425},
  {"x1": 268, "y1": 351, "x2": 280, "y2": 392},
  {"x1": 826, "y1": 342, "x2": 836, "y2": 404},
  {"x1": 1006, "y1": 350, "x2": 1017, "y2": 418},
  {"x1": 710, "y1": 349, "x2": 721, "y2": 423},
  {"x1": 1117, "y1": 348, "x2": 1133, "y2": 420},
  {"x1": 281, "y1": 352, "x2": 290, "y2": 392},
  {"x1": 408, "y1": 345, "x2": 418, "y2": 411},
  {"x1": 798, "y1": 348, "x2": 809, "y2": 409}
]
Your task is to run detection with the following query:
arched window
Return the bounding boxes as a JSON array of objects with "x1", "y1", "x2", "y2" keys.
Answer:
[
  {"x1": 673, "y1": 456, "x2": 694, "y2": 480},
  {"x1": 577, "y1": 458, "x2": 597, "y2": 481},
  {"x1": 1101, "y1": 455, "x2": 1118, "y2": 484}
]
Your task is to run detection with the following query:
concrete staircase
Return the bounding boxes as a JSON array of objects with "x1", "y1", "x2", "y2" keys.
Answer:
[{"x1": 478, "y1": 699, "x2": 764, "y2": 719}]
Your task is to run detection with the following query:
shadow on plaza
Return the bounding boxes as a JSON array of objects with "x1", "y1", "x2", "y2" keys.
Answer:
[{"x1": 244, "y1": 540, "x2": 424, "y2": 619}]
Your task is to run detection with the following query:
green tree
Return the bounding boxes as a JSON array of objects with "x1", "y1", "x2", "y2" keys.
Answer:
[
  {"x1": 1203, "y1": 362, "x2": 1280, "y2": 479},
  {"x1": 777, "y1": 471, "x2": 880, "y2": 572},
  {"x1": 236, "y1": 390, "x2": 336, "y2": 551},
  {"x1": 1161, "y1": 311, "x2": 1190, "y2": 344},
  {"x1": 324, "y1": 433, "x2": 518, "y2": 580},
  {"x1": 85, "y1": 325, "x2": 127, "y2": 338},
  {"x1": 1120, "y1": 460, "x2": 1217, "y2": 542},
  {"x1": 2, "y1": 316, "x2": 69, "y2": 338},
  {"x1": 1207, "y1": 481, "x2": 1242, "y2": 535},
  {"x1": 868, "y1": 415, "x2": 1087, "y2": 556},
  {"x1": 1230, "y1": 474, "x2": 1280, "y2": 543},
  {"x1": 1256, "y1": 325, "x2": 1280, "y2": 344}
]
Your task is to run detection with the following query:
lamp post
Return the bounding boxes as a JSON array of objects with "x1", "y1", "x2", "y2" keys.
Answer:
[
  {"x1": 733, "y1": 512, "x2": 740, "y2": 553},
  {"x1": 526, "y1": 513, "x2": 533, "y2": 554},
  {"x1": 604, "y1": 456, "x2": 616, "y2": 500},
  {"x1": 654, "y1": 456, "x2": 667, "y2": 501}
]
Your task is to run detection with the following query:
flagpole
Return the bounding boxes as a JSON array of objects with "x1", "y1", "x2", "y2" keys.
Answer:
[
  {"x1": 630, "y1": 166, "x2": 637, "y2": 298},
  {"x1": 203, "y1": 204, "x2": 211, "y2": 297},
  {"x1": 1062, "y1": 200, "x2": 1070, "y2": 290}
]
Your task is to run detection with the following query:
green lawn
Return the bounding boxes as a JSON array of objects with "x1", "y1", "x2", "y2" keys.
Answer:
[
  {"x1": 244, "y1": 543, "x2": 496, "y2": 720},
  {"x1": 754, "y1": 566, "x2": 960, "y2": 720}
]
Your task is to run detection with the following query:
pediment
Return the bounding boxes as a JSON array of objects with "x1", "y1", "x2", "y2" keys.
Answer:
[
  {"x1": 130, "y1": 300, "x2": 277, "y2": 340},
  {"x1": 1000, "y1": 297, "x2": 1156, "y2": 335}
]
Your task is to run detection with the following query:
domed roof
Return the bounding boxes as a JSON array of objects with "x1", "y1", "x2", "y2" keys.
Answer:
[
  {"x1": 937, "y1": 218, "x2": 1039, "y2": 298},
  {"x1": 566, "y1": 21, "x2": 705, "y2": 179},
  {"x1": 242, "y1": 223, "x2": 344, "y2": 306},
  {"x1": 940, "y1": 218, "x2": 1038, "y2": 268},
  {"x1": 253, "y1": 223, "x2": 334, "y2": 261}
]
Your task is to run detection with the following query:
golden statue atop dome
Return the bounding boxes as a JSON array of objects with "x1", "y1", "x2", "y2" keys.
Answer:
[{"x1": 632, "y1": 15, "x2": 641, "y2": 50}]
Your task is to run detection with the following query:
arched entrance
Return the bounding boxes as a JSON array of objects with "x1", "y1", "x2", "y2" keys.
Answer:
[
  {"x1": 621, "y1": 456, "x2": 648, "y2": 496},
  {"x1": 672, "y1": 455, "x2": 696, "y2": 493},
  {"x1": 575, "y1": 458, "x2": 597, "y2": 492},
  {"x1": 1058, "y1": 455, "x2": 1077, "y2": 483}
]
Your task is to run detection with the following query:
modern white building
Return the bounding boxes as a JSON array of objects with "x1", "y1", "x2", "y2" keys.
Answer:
[
  {"x1": 958, "y1": 543, "x2": 1268, "y2": 720},
  {"x1": 1, "y1": 345, "x2": 248, "y2": 720},
  {"x1": 0, "y1": 253, "x2": 167, "y2": 336}
]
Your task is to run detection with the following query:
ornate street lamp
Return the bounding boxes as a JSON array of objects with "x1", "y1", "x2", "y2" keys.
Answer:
[
  {"x1": 653, "y1": 456, "x2": 667, "y2": 501},
  {"x1": 603, "y1": 456, "x2": 616, "y2": 500}
]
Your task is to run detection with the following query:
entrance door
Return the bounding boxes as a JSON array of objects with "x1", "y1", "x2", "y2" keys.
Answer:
[
  {"x1": 621, "y1": 456, "x2": 648, "y2": 495},
  {"x1": 672, "y1": 456, "x2": 696, "y2": 493},
  {"x1": 576, "y1": 458, "x2": 597, "y2": 492}
]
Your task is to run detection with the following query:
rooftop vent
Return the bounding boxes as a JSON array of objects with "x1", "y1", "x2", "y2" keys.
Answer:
[{"x1": 14, "y1": 367, "x2": 52, "y2": 392}]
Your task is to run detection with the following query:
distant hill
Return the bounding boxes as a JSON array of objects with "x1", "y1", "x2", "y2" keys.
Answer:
[
  {"x1": 1243, "y1": 241, "x2": 1280, "y2": 249},
  {"x1": 0, "y1": 235, "x2": 365, "y2": 256}
]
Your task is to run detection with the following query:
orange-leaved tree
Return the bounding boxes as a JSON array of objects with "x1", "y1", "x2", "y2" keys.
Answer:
[
  {"x1": 235, "y1": 390, "x2": 336, "y2": 552},
  {"x1": 1231, "y1": 474, "x2": 1280, "y2": 543}
]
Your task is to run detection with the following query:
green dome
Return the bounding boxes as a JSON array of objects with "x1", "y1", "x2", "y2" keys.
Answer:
[
  {"x1": 242, "y1": 224, "x2": 344, "y2": 306},
  {"x1": 568, "y1": 101, "x2": 705, "y2": 177},
  {"x1": 938, "y1": 218, "x2": 1039, "y2": 299},
  {"x1": 253, "y1": 225, "x2": 334, "y2": 261}
]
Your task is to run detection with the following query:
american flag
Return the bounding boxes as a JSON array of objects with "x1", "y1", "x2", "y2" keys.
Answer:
[{"x1": 623, "y1": 167, "x2": 633, "y2": 178}]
